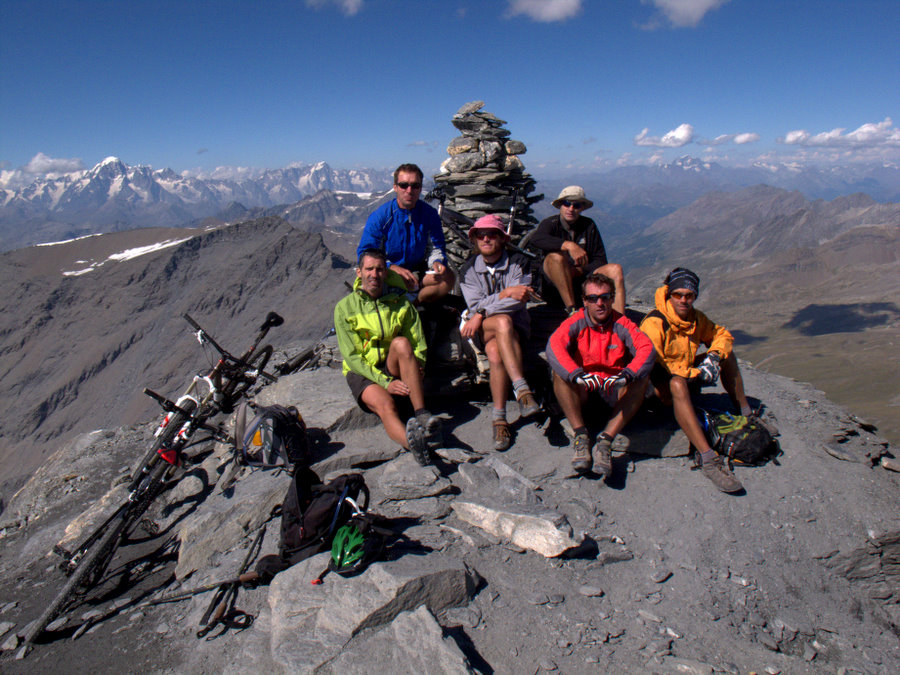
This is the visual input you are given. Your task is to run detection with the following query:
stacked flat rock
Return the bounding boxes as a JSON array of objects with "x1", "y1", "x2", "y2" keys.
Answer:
[{"x1": 433, "y1": 101, "x2": 543, "y2": 267}]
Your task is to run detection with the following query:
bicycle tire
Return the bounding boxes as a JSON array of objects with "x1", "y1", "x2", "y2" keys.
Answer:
[
  {"x1": 222, "y1": 344, "x2": 272, "y2": 402},
  {"x1": 23, "y1": 506, "x2": 131, "y2": 645},
  {"x1": 29, "y1": 457, "x2": 175, "y2": 647},
  {"x1": 82, "y1": 458, "x2": 173, "y2": 589},
  {"x1": 130, "y1": 398, "x2": 198, "y2": 491}
]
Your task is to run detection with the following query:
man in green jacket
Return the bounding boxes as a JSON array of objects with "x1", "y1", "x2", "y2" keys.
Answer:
[{"x1": 334, "y1": 248, "x2": 440, "y2": 465}]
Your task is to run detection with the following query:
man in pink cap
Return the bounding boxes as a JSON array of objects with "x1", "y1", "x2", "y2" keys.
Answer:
[
  {"x1": 459, "y1": 214, "x2": 541, "y2": 450},
  {"x1": 529, "y1": 185, "x2": 625, "y2": 315}
]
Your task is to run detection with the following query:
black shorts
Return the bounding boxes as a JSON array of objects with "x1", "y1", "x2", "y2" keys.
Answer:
[
  {"x1": 649, "y1": 361, "x2": 703, "y2": 394},
  {"x1": 346, "y1": 370, "x2": 387, "y2": 413}
]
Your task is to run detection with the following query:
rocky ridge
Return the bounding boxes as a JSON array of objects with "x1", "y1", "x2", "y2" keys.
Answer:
[{"x1": 0, "y1": 341, "x2": 898, "y2": 673}]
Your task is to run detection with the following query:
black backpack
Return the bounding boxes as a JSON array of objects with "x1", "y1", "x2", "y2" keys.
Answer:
[
  {"x1": 255, "y1": 470, "x2": 369, "y2": 582},
  {"x1": 234, "y1": 402, "x2": 309, "y2": 469},
  {"x1": 698, "y1": 409, "x2": 779, "y2": 466}
]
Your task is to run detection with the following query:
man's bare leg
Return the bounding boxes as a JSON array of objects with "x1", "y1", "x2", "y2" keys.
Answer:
[
  {"x1": 417, "y1": 268, "x2": 455, "y2": 305},
  {"x1": 654, "y1": 375, "x2": 743, "y2": 492},
  {"x1": 594, "y1": 262, "x2": 626, "y2": 314},
  {"x1": 666, "y1": 376, "x2": 713, "y2": 452},
  {"x1": 484, "y1": 338, "x2": 510, "y2": 410},
  {"x1": 553, "y1": 372, "x2": 588, "y2": 430},
  {"x1": 719, "y1": 351, "x2": 752, "y2": 416},
  {"x1": 360, "y1": 384, "x2": 408, "y2": 448},
  {"x1": 542, "y1": 252, "x2": 578, "y2": 309},
  {"x1": 385, "y1": 336, "x2": 426, "y2": 411},
  {"x1": 602, "y1": 377, "x2": 648, "y2": 438},
  {"x1": 482, "y1": 314, "x2": 525, "y2": 382}
]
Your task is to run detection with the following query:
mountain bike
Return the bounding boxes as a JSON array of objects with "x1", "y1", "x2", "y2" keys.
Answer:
[{"x1": 21, "y1": 311, "x2": 284, "y2": 651}]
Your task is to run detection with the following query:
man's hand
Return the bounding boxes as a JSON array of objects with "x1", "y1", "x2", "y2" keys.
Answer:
[
  {"x1": 386, "y1": 379, "x2": 410, "y2": 396},
  {"x1": 501, "y1": 285, "x2": 535, "y2": 302},
  {"x1": 600, "y1": 375, "x2": 627, "y2": 396},
  {"x1": 391, "y1": 265, "x2": 418, "y2": 291},
  {"x1": 696, "y1": 353, "x2": 721, "y2": 385},
  {"x1": 460, "y1": 312, "x2": 483, "y2": 338},
  {"x1": 561, "y1": 241, "x2": 588, "y2": 267},
  {"x1": 576, "y1": 373, "x2": 603, "y2": 392}
]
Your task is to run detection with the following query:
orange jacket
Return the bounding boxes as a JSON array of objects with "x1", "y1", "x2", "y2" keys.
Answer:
[{"x1": 640, "y1": 285, "x2": 733, "y2": 379}]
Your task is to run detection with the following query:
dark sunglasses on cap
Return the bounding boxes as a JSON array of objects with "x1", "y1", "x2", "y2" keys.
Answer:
[
  {"x1": 583, "y1": 292, "x2": 614, "y2": 304},
  {"x1": 396, "y1": 181, "x2": 422, "y2": 190},
  {"x1": 561, "y1": 200, "x2": 587, "y2": 209}
]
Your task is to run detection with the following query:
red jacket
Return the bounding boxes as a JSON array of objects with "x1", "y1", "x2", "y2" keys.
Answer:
[{"x1": 547, "y1": 308, "x2": 656, "y2": 383}]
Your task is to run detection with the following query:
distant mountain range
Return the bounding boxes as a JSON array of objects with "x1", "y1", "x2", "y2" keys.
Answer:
[
  {"x1": 3, "y1": 155, "x2": 899, "y2": 252},
  {"x1": 0, "y1": 158, "x2": 393, "y2": 251},
  {"x1": 532, "y1": 156, "x2": 900, "y2": 226}
]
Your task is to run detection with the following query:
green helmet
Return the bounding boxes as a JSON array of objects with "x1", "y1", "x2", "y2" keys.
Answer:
[{"x1": 330, "y1": 516, "x2": 384, "y2": 577}]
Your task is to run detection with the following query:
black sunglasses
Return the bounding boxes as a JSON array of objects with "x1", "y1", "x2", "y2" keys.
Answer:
[
  {"x1": 561, "y1": 200, "x2": 587, "y2": 209},
  {"x1": 396, "y1": 182, "x2": 422, "y2": 190},
  {"x1": 583, "y1": 292, "x2": 614, "y2": 304}
]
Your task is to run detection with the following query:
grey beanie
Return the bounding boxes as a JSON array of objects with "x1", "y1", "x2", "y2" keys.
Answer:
[{"x1": 665, "y1": 267, "x2": 700, "y2": 296}]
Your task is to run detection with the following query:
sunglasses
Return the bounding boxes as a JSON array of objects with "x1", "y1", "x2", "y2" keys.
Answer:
[
  {"x1": 583, "y1": 292, "x2": 614, "y2": 304},
  {"x1": 561, "y1": 200, "x2": 586, "y2": 209},
  {"x1": 670, "y1": 291, "x2": 696, "y2": 301},
  {"x1": 474, "y1": 230, "x2": 502, "y2": 240},
  {"x1": 396, "y1": 182, "x2": 422, "y2": 190}
]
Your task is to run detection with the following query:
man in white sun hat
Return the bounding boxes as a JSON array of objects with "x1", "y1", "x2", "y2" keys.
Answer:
[{"x1": 529, "y1": 185, "x2": 626, "y2": 316}]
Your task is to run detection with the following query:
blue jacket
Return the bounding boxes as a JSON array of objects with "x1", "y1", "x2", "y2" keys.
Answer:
[{"x1": 357, "y1": 199, "x2": 447, "y2": 270}]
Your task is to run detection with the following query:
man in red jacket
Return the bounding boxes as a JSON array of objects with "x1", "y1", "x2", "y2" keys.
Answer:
[{"x1": 546, "y1": 273, "x2": 655, "y2": 478}]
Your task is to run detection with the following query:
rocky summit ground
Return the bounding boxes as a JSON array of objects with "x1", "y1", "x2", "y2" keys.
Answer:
[{"x1": 0, "y1": 339, "x2": 898, "y2": 674}]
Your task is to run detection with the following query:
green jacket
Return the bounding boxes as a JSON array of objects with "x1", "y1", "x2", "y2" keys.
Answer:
[{"x1": 334, "y1": 270, "x2": 426, "y2": 388}]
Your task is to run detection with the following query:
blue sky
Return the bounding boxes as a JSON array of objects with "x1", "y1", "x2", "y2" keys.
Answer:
[{"x1": 1, "y1": 0, "x2": 898, "y2": 183}]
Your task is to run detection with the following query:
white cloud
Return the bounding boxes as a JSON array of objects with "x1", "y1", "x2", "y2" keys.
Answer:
[
  {"x1": 634, "y1": 123, "x2": 694, "y2": 147},
  {"x1": 780, "y1": 117, "x2": 900, "y2": 148},
  {"x1": 641, "y1": 0, "x2": 729, "y2": 29},
  {"x1": 305, "y1": 0, "x2": 363, "y2": 17},
  {"x1": 506, "y1": 0, "x2": 582, "y2": 22},
  {"x1": 24, "y1": 152, "x2": 84, "y2": 175},
  {"x1": 697, "y1": 131, "x2": 760, "y2": 146}
]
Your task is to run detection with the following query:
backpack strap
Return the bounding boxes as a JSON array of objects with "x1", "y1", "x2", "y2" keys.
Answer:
[{"x1": 644, "y1": 309, "x2": 669, "y2": 333}]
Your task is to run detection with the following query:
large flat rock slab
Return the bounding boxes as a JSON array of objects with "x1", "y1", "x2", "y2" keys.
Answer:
[{"x1": 268, "y1": 553, "x2": 478, "y2": 672}]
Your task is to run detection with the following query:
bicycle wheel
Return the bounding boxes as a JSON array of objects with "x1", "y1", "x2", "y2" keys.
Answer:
[
  {"x1": 130, "y1": 398, "x2": 198, "y2": 491},
  {"x1": 223, "y1": 344, "x2": 273, "y2": 402},
  {"x1": 24, "y1": 506, "x2": 132, "y2": 646}
]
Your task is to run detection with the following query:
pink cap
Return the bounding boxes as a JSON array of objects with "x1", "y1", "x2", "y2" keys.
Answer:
[{"x1": 468, "y1": 214, "x2": 509, "y2": 240}]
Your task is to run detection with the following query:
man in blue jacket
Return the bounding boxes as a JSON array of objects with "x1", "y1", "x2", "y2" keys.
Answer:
[{"x1": 357, "y1": 163, "x2": 454, "y2": 305}]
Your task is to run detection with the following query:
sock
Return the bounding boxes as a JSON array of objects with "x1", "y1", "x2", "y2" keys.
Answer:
[
  {"x1": 414, "y1": 408, "x2": 431, "y2": 425},
  {"x1": 492, "y1": 407, "x2": 507, "y2": 422},
  {"x1": 699, "y1": 449, "x2": 717, "y2": 465},
  {"x1": 740, "y1": 404, "x2": 752, "y2": 417},
  {"x1": 598, "y1": 431, "x2": 615, "y2": 443},
  {"x1": 573, "y1": 426, "x2": 588, "y2": 438},
  {"x1": 512, "y1": 378, "x2": 530, "y2": 399}
]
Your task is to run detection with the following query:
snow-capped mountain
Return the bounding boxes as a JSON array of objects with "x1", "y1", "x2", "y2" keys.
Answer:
[{"x1": 0, "y1": 158, "x2": 392, "y2": 251}]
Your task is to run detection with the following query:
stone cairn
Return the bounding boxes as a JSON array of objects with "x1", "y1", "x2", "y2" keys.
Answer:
[{"x1": 432, "y1": 101, "x2": 543, "y2": 268}]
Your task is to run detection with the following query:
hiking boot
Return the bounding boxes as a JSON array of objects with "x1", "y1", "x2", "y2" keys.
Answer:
[
  {"x1": 517, "y1": 391, "x2": 541, "y2": 419},
  {"x1": 700, "y1": 454, "x2": 743, "y2": 493},
  {"x1": 493, "y1": 420, "x2": 512, "y2": 451},
  {"x1": 405, "y1": 418, "x2": 431, "y2": 466},
  {"x1": 593, "y1": 437, "x2": 613, "y2": 478},
  {"x1": 571, "y1": 433, "x2": 593, "y2": 474},
  {"x1": 424, "y1": 415, "x2": 444, "y2": 450}
]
